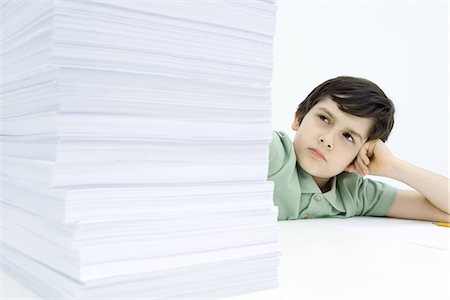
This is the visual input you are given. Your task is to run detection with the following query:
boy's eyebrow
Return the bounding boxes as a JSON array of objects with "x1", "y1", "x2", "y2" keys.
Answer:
[{"x1": 316, "y1": 107, "x2": 365, "y2": 141}]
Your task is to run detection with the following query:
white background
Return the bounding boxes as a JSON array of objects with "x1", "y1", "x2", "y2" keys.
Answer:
[{"x1": 271, "y1": 0, "x2": 449, "y2": 188}]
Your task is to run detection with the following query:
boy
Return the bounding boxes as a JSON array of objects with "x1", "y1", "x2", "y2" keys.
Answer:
[{"x1": 268, "y1": 76, "x2": 449, "y2": 222}]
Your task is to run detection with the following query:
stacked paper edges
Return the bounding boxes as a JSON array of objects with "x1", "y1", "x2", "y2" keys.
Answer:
[{"x1": 1, "y1": 0, "x2": 279, "y2": 299}]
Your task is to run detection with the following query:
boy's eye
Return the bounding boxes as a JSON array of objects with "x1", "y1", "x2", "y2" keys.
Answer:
[
  {"x1": 343, "y1": 132, "x2": 354, "y2": 143},
  {"x1": 319, "y1": 115, "x2": 331, "y2": 124}
]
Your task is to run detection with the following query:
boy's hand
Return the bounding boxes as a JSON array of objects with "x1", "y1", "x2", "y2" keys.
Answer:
[
  {"x1": 345, "y1": 139, "x2": 397, "y2": 177},
  {"x1": 346, "y1": 140, "x2": 450, "y2": 221}
]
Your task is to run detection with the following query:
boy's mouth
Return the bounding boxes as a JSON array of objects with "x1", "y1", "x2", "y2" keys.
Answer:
[{"x1": 308, "y1": 148, "x2": 326, "y2": 161}]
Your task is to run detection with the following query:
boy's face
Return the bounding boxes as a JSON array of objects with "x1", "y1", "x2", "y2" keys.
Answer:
[{"x1": 291, "y1": 97, "x2": 374, "y2": 188}]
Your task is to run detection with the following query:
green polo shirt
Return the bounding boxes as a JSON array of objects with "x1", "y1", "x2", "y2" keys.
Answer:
[{"x1": 268, "y1": 131, "x2": 397, "y2": 220}]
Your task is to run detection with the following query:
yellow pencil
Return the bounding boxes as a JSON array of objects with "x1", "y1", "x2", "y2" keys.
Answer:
[{"x1": 433, "y1": 222, "x2": 450, "y2": 228}]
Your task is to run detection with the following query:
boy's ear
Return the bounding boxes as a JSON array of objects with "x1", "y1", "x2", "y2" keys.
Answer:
[{"x1": 291, "y1": 112, "x2": 301, "y2": 130}]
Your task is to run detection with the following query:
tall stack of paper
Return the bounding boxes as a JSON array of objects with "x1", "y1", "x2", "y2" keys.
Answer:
[{"x1": 1, "y1": 0, "x2": 279, "y2": 298}]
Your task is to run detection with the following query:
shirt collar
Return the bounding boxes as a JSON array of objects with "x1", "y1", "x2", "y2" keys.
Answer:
[
  {"x1": 297, "y1": 164, "x2": 344, "y2": 212},
  {"x1": 322, "y1": 178, "x2": 344, "y2": 212},
  {"x1": 297, "y1": 164, "x2": 322, "y2": 194}
]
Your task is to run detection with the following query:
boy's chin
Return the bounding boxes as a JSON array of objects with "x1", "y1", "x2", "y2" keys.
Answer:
[{"x1": 298, "y1": 160, "x2": 342, "y2": 179}]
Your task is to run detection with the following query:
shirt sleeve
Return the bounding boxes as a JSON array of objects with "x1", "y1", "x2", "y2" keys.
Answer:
[
  {"x1": 268, "y1": 131, "x2": 292, "y2": 178},
  {"x1": 337, "y1": 173, "x2": 398, "y2": 217}
]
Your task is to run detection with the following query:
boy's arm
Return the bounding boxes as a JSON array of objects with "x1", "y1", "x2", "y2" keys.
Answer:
[
  {"x1": 346, "y1": 140, "x2": 450, "y2": 222},
  {"x1": 385, "y1": 189, "x2": 449, "y2": 222}
]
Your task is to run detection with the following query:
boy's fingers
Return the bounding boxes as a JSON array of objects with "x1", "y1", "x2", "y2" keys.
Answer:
[
  {"x1": 345, "y1": 165, "x2": 355, "y2": 173},
  {"x1": 354, "y1": 160, "x2": 364, "y2": 176},
  {"x1": 356, "y1": 156, "x2": 368, "y2": 176},
  {"x1": 358, "y1": 147, "x2": 371, "y2": 165},
  {"x1": 362, "y1": 153, "x2": 370, "y2": 165}
]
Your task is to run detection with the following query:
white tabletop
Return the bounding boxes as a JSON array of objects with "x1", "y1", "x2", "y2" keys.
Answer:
[
  {"x1": 228, "y1": 217, "x2": 450, "y2": 300},
  {"x1": 2, "y1": 217, "x2": 449, "y2": 300}
]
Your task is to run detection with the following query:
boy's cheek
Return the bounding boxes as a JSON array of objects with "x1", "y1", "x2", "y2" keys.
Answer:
[{"x1": 336, "y1": 154, "x2": 358, "y2": 173}]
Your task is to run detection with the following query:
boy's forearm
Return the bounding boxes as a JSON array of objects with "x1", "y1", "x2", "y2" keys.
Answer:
[{"x1": 386, "y1": 158, "x2": 450, "y2": 214}]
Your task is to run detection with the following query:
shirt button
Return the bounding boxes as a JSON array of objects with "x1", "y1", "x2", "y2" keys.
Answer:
[
  {"x1": 313, "y1": 196, "x2": 321, "y2": 202},
  {"x1": 304, "y1": 213, "x2": 310, "y2": 219}
]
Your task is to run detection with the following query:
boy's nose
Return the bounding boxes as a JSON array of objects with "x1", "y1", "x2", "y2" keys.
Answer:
[{"x1": 319, "y1": 136, "x2": 333, "y2": 150}]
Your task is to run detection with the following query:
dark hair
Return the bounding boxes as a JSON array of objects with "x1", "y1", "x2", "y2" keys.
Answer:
[{"x1": 296, "y1": 76, "x2": 395, "y2": 142}]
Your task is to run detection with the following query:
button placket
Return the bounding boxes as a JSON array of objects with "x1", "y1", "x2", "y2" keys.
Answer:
[{"x1": 302, "y1": 194, "x2": 323, "y2": 219}]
